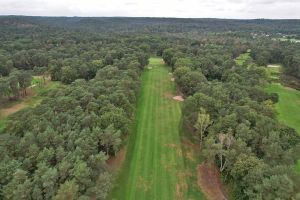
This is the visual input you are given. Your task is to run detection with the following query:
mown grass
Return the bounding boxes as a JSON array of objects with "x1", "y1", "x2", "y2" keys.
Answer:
[
  {"x1": 235, "y1": 52, "x2": 251, "y2": 66},
  {"x1": 265, "y1": 72, "x2": 300, "y2": 173},
  {"x1": 110, "y1": 58, "x2": 204, "y2": 199},
  {"x1": 265, "y1": 84, "x2": 300, "y2": 133},
  {"x1": 266, "y1": 65, "x2": 281, "y2": 82}
]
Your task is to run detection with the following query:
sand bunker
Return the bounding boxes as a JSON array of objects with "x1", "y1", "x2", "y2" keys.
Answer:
[
  {"x1": 173, "y1": 96, "x2": 184, "y2": 101},
  {"x1": 267, "y1": 64, "x2": 281, "y2": 68}
]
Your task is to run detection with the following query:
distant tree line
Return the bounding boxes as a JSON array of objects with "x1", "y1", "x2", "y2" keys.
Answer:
[{"x1": 0, "y1": 16, "x2": 300, "y2": 200}]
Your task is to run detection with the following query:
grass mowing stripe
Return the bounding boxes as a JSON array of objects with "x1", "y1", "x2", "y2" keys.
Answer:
[
  {"x1": 110, "y1": 58, "x2": 200, "y2": 200},
  {"x1": 151, "y1": 67, "x2": 160, "y2": 199},
  {"x1": 126, "y1": 70, "x2": 152, "y2": 199},
  {"x1": 137, "y1": 69, "x2": 156, "y2": 200},
  {"x1": 128, "y1": 70, "x2": 153, "y2": 199}
]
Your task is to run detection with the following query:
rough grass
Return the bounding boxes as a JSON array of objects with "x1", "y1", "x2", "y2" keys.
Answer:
[
  {"x1": 266, "y1": 64, "x2": 281, "y2": 82},
  {"x1": 235, "y1": 52, "x2": 251, "y2": 66},
  {"x1": 109, "y1": 58, "x2": 204, "y2": 200},
  {"x1": 265, "y1": 83, "x2": 300, "y2": 173}
]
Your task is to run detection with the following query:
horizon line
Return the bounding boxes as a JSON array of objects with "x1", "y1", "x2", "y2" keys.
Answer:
[{"x1": 0, "y1": 15, "x2": 299, "y2": 20}]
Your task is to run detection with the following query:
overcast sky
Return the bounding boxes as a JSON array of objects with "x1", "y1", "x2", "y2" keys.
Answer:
[{"x1": 0, "y1": 0, "x2": 299, "y2": 19}]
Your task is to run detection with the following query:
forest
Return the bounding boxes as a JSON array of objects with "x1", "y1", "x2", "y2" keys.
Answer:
[{"x1": 0, "y1": 16, "x2": 300, "y2": 200}]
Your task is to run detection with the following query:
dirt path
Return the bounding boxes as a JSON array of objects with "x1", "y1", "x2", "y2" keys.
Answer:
[
  {"x1": 106, "y1": 147, "x2": 127, "y2": 171},
  {"x1": 0, "y1": 102, "x2": 27, "y2": 118},
  {"x1": 198, "y1": 163, "x2": 228, "y2": 200}
]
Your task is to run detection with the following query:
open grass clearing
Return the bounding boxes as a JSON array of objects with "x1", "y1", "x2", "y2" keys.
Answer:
[
  {"x1": 266, "y1": 64, "x2": 281, "y2": 82},
  {"x1": 109, "y1": 58, "x2": 204, "y2": 200},
  {"x1": 265, "y1": 70, "x2": 300, "y2": 173},
  {"x1": 235, "y1": 52, "x2": 251, "y2": 66}
]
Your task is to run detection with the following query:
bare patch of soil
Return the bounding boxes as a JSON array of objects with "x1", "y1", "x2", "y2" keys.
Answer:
[
  {"x1": 106, "y1": 147, "x2": 126, "y2": 170},
  {"x1": 175, "y1": 171, "x2": 189, "y2": 200},
  {"x1": 0, "y1": 103, "x2": 27, "y2": 118},
  {"x1": 171, "y1": 78, "x2": 175, "y2": 82},
  {"x1": 173, "y1": 96, "x2": 184, "y2": 102},
  {"x1": 198, "y1": 163, "x2": 228, "y2": 200}
]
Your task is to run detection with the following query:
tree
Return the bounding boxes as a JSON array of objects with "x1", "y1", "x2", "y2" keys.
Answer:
[
  {"x1": 61, "y1": 66, "x2": 77, "y2": 84},
  {"x1": 17, "y1": 70, "x2": 32, "y2": 96},
  {"x1": 100, "y1": 125, "x2": 121, "y2": 156},
  {"x1": 50, "y1": 65, "x2": 62, "y2": 81},
  {"x1": 0, "y1": 60, "x2": 13, "y2": 76},
  {"x1": 72, "y1": 160, "x2": 92, "y2": 192},
  {"x1": 41, "y1": 167, "x2": 58, "y2": 199},
  {"x1": 194, "y1": 108, "x2": 212, "y2": 147},
  {"x1": 7, "y1": 73, "x2": 19, "y2": 100},
  {"x1": 53, "y1": 180, "x2": 79, "y2": 200},
  {"x1": 136, "y1": 53, "x2": 149, "y2": 69},
  {"x1": 2, "y1": 169, "x2": 32, "y2": 200},
  {"x1": 217, "y1": 133, "x2": 234, "y2": 172},
  {"x1": 162, "y1": 48, "x2": 175, "y2": 67}
]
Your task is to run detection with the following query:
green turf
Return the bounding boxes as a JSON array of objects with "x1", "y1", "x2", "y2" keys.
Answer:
[
  {"x1": 235, "y1": 52, "x2": 251, "y2": 66},
  {"x1": 265, "y1": 83, "x2": 300, "y2": 173},
  {"x1": 266, "y1": 65, "x2": 281, "y2": 82},
  {"x1": 110, "y1": 58, "x2": 203, "y2": 200},
  {"x1": 265, "y1": 83, "x2": 300, "y2": 133}
]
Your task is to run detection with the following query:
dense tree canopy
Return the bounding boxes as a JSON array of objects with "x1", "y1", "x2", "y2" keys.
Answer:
[{"x1": 0, "y1": 16, "x2": 300, "y2": 200}]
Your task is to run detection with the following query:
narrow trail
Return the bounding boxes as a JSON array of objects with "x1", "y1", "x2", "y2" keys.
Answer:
[{"x1": 111, "y1": 58, "x2": 189, "y2": 200}]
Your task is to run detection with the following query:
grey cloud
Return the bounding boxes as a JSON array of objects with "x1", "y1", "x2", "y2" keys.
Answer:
[{"x1": 0, "y1": 0, "x2": 299, "y2": 19}]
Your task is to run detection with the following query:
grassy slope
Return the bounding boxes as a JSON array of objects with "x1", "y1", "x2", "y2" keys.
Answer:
[
  {"x1": 265, "y1": 66, "x2": 300, "y2": 173},
  {"x1": 110, "y1": 58, "x2": 204, "y2": 200}
]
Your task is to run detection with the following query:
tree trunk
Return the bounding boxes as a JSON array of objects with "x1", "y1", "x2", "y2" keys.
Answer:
[{"x1": 106, "y1": 145, "x2": 109, "y2": 155}]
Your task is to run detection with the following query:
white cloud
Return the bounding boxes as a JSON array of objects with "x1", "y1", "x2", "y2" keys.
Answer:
[{"x1": 0, "y1": 0, "x2": 299, "y2": 19}]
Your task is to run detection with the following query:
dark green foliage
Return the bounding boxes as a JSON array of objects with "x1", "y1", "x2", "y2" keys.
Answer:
[
  {"x1": 169, "y1": 36, "x2": 300, "y2": 199},
  {"x1": 1, "y1": 16, "x2": 300, "y2": 200}
]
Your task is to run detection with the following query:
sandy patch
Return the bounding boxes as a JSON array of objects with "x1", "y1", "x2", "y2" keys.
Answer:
[
  {"x1": 171, "y1": 78, "x2": 175, "y2": 82},
  {"x1": 173, "y1": 96, "x2": 184, "y2": 101},
  {"x1": 198, "y1": 163, "x2": 228, "y2": 200},
  {"x1": 106, "y1": 147, "x2": 126, "y2": 170},
  {"x1": 267, "y1": 64, "x2": 281, "y2": 68},
  {"x1": 0, "y1": 103, "x2": 27, "y2": 118}
]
